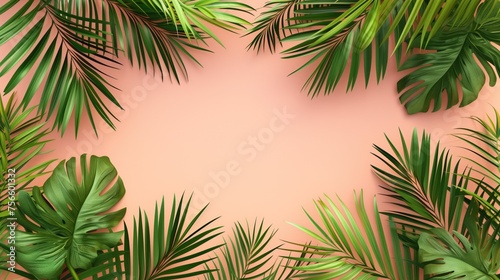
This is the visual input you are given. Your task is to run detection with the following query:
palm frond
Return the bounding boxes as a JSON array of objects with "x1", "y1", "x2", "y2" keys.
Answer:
[
  {"x1": 372, "y1": 129, "x2": 469, "y2": 235},
  {"x1": 246, "y1": 0, "x2": 303, "y2": 53},
  {"x1": 0, "y1": 93, "x2": 54, "y2": 279},
  {"x1": 455, "y1": 108, "x2": 500, "y2": 184},
  {"x1": 0, "y1": 0, "x2": 253, "y2": 135},
  {"x1": 137, "y1": 0, "x2": 253, "y2": 42},
  {"x1": 263, "y1": 245, "x2": 316, "y2": 280},
  {"x1": 248, "y1": 0, "x2": 401, "y2": 96},
  {"x1": 286, "y1": 191, "x2": 400, "y2": 279},
  {"x1": 248, "y1": 0, "x2": 499, "y2": 113},
  {"x1": 0, "y1": 0, "x2": 123, "y2": 135},
  {"x1": 418, "y1": 209, "x2": 500, "y2": 279},
  {"x1": 205, "y1": 219, "x2": 281, "y2": 280},
  {"x1": 454, "y1": 109, "x2": 500, "y2": 233},
  {"x1": 107, "y1": 0, "x2": 252, "y2": 83},
  {"x1": 124, "y1": 194, "x2": 223, "y2": 280}
]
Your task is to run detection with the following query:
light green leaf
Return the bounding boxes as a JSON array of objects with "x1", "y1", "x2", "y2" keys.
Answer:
[{"x1": 419, "y1": 228, "x2": 500, "y2": 279}]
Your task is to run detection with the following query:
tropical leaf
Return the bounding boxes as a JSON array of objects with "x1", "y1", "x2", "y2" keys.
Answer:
[
  {"x1": 124, "y1": 194, "x2": 223, "y2": 280},
  {"x1": 455, "y1": 108, "x2": 500, "y2": 184},
  {"x1": 0, "y1": 93, "x2": 54, "y2": 278},
  {"x1": 107, "y1": 0, "x2": 252, "y2": 82},
  {"x1": 9, "y1": 155, "x2": 126, "y2": 279},
  {"x1": 286, "y1": 191, "x2": 400, "y2": 279},
  {"x1": 58, "y1": 242, "x2": 126, "y2": 280},
  {"x1": 262, "y1": 245, "x2": 316, "y2": 280},
  {"x1": 454, "y1": 109, "x2": 500, "y2": 235},
  {"x1": 134, "y1": 0, "x2": 253, "y2": 42},
  {"x1": 248, "y1": 0, "x2": 403, "y2": 96},
  {"x1": 248, "y1": 0, "x2": 498, "y2": 112},
  {"x1": 372, "y1": 129, "x2": 469, "y2": 235},
  {"x1": 0, "y1": 0, "x2": 122, "y2": 135},
  {"x1": 0, "y1": 0, "x2": 253, "y2": 135},
  {"x1": 246, "y1": 0, "x2": 303, "y2": 53},
  {"x1": 204, "y1": 219, "x2": 280, "y2": 280},
  {"x1": 418, "y1": 223, "x2": 500, "y2": 279},
  {"x1": 397, "y1": 0, "x2": 500, "y2": 114}
]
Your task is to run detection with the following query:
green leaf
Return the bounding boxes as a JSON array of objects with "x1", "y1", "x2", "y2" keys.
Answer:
[
  {"x1": 286, "y1": 191, "x2": 400, "y2": 279},
  {"x1": 372, "y1": 129, "x2": 469, "y2": 235},
  {"x1": 124, "y1": 194, "x2": 223, "y2": 280},
  {"x1": 248, "y1": 0, "x2": 498, "y2": 113},
  {"x1": 14, "y1": 155, "x2": 126, "y2": 279},
  {"x1": 0, "y1": 93, "x2": 54, "y2": 279},
  {"x1": 206, "y1": 219, "x2": 280, "y2": 280},
  {"x1": 397, "y1": 6, "x2": 500, "y2": 114},
  {"x1": 419, "y1": 228, "x2": 500, "y2": 279}
]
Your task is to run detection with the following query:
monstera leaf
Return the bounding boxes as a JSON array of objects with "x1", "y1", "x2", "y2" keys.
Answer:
[
  {"x1": 397, "y1": 0, "x2": 500, "y2": 114},
  {"x1": 418, "y1": 228, "x2": 500, "y2": 280},
  {"x1": 14, "y1": 155, "x2": 126, "y2": 279}
]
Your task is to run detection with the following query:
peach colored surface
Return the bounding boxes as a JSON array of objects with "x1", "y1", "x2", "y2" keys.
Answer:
[{"x1": 1, "y1": 0, "x2": 500, "y2": 278}]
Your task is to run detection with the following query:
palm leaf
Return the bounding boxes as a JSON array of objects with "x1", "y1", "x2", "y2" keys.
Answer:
[
  {"x1": 455, "y1": 108, "x2": 500, "y2": 184},
  {"x1": 4, "y1": 155, "x2": 126, "y2": 279},
  {"x1": 454, "y1": 109, "x2": 500, "y2": 232},
  {"x1": 285, "y1": 191, "x2": 400, "y2": 279},
  {"x1": 205, "y1": 219, "x2": 280, "y2": 280},
  {"x1": 0, "y1": 0, "x2": 123, "y2": 135},
  {"x1": 246, "y1": 0, "x2": 303, "y2": 53},
  {"x1": 124, "y1": 194, "x2": 223, "y2": 279},
  {"x1": 137, "y1": 0, "x2": 253, "y2": 42},
  {"x1": 1, "y1": 0, "x2": 253, "y2": 135},
  {"x1": 106, "y1": 0, "x2": 251, "y2": 83},
  {"x1": 0, "y1": 93, "x2": 54, "y2": 279},
  {"x1": 262, "y1": 245, "x2": 317, "y2": 280},
  {"x1": 418, "y1": 212, "x2": 500, "y2": 280},
  {"x1": 249, "y1": 0, "x2": 401, "y2": 96},
  {"x1": 248, "y1": 0, "x2": 498, "y2": 112},
  {"x1": 372, "y1": 129, "x2": 469, "y2": 235},
  {"x1": 397, "y1": 0, "x2": 500, "y2": 114}
]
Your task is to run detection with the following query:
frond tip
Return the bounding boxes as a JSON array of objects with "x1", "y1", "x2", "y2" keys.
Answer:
[
  {"x1": 287, "y1": 190, "x2": 399, "y2": 279},
  {"x1": 124, "y1": 193, "x2": 223, "y2": 279}
]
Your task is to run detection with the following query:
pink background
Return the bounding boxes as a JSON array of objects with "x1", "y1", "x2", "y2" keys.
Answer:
[{"x1": 1, "y1": 0, "x2": 500, "y2": 277}]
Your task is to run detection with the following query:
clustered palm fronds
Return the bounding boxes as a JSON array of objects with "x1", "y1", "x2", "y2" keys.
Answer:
[
  {"x1": 247, "y1": 0, "x2": 500, "y2": 114},
  {"x1": 0, "y1": 0, "x2": 252, "y2": 135}
]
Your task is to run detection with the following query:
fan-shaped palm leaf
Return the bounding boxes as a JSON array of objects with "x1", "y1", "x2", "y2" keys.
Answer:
[
  {"x1": 124, "y1": 194, "x2": 223, "y2": 279},
  {"x1": 285, "y1": 191, "x2": 401, "y2": 279},
  {"x1": 204, "y1": 219, "x2": 281, "y2": 280},
  {"x1": 3, "y1": 155, "x2": 126, "y2": 279}
]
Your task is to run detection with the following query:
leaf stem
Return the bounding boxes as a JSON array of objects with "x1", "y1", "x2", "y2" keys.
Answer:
[{"x1": 66, "y1": 259, "x2": 80, "y2": 280}]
